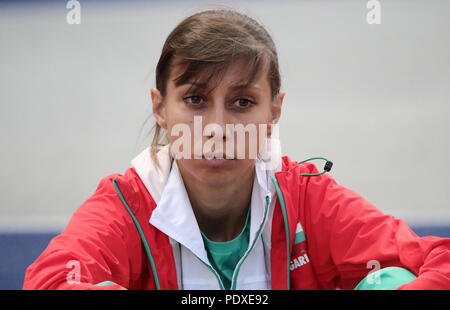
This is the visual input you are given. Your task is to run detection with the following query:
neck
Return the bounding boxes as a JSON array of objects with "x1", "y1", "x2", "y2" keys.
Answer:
[{"x1": 178, "y1": 163, "x2": 255, "y2": 242}]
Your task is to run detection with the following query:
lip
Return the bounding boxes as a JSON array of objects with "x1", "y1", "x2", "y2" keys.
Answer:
[{"x1": 201, "y1": 154, "x2": 235, "y2": 167}]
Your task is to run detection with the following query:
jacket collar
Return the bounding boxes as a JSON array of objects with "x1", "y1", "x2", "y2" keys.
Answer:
[{"x1": 131, "y1": 145, "x2": 173, "y2": 204}]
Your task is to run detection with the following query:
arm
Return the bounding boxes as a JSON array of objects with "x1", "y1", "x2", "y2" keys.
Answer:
[
  {"x1": 303, "y1": 169, "x2": 450, "y2": 289},
  {"x1": 23, "y1": 175, "x2": 139, "y2": 290}
]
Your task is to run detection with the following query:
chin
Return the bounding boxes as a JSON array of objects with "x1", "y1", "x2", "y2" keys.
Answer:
[
  {"x1": 180, "y1": 158, "x2": 253, "y2": 186},
  {"x1": 178, "y1": 158, "x2": 254, "y2": 186},
  {"x1": 195, "y1": 166, "x2": 240, "y2": 186}
]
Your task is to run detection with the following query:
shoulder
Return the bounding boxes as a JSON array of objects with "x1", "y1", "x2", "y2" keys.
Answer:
[
  {"x1": 277, "y1": 155, "x2": 343, "y2": 208},
  {"x1": 281, "y1": 155, "x2": 321, "y2": 175},
  {"x1": 81, "y1": 167, "x2": 156, "y2": 218},
  {"x1": 279, "y1": 155, "x2": 328, "y2": 189}
]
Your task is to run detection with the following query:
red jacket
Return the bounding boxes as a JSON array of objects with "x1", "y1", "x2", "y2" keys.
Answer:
[{"x1": 23, "y1": 156, "x2": 450, "y2": 289}]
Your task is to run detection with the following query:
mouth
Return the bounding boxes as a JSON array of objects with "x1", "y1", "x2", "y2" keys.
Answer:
[
  {"x1": 201, "y1": 154, "x2": 235, "y2": 166},
  {"x1": 202, "y1": 153, "x2": 235, "y2": 160}
]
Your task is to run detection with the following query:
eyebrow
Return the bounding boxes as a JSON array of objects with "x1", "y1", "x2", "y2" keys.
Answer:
[{"x1": 180, "y1": 81, "x2": 262, "y2": 91}]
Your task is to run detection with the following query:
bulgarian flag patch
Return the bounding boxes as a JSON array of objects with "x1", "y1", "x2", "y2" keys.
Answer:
[{"x1": 292, "y1": 222, "x2": 307, "y2": 256}]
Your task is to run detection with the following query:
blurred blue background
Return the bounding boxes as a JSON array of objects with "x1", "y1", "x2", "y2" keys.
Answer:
[{"x1": 1, "y1": 0, "x2": 449, "y2": 289}]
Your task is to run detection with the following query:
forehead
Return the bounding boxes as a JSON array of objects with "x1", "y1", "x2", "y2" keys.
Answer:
[{"x1": 169, "y1": 57, "x2": 269, "y2": 92}]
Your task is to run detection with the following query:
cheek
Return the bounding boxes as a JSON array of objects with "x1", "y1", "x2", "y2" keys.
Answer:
[
  {"x1": 240, "y1": 102, "x2": 273, "y2": 130},
  {"x1": 240, "y1": 109, "x2": 272, "y2": 150},
  {"x1": 165, "y1": 103, "x2": 195, "y2": 143}
]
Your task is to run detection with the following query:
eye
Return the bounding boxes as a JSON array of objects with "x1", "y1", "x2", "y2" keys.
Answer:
[
  {"x1": 183, "y1": 95, "x2": 206, "y2": 107},
  {"x1": 232, "y1": 98, "x2": 255, "y2": 110}
]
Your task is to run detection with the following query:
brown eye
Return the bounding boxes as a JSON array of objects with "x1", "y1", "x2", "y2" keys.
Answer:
[
  {"x1": 184, "y1": 95, "x2": 205, "y2": 106},
  {"x1": 233, "y1": 98, "x2": 255, "y2": 109}
]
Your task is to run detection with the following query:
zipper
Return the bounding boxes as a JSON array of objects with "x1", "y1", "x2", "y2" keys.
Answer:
[
  {"x1": 270, "y1": 175, "x2": 291, "y2": 290},
  {"x1": 229, "y1": 195, "x2": 270, "y2": 290},
  {"x1": 198, "y1": 258, "x2": 225, "y2": 290},
  {"x1": 112, "y1": 179, "x2": 161, "y2": 290}
]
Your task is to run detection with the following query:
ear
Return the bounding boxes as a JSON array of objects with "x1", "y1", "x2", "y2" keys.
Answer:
[
  {"x1": 268, "y1": 92, "x2": 285, "y2": 135},
  {"x1": 151, "y1": 87, "x2": 167, "y2": 130}
]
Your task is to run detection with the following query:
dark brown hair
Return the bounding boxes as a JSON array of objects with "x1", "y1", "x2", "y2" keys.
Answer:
[{"x1": 150, "y1": 9, "x2": 281, "y2": 165}]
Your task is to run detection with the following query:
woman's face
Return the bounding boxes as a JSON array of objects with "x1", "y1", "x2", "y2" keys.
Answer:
[{"x1": 151, "y1": 58, "x2": 284, "y2": 187}]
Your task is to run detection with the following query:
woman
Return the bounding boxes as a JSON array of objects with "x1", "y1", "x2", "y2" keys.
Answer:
[{"x1": 23, "y1": 9, "x2": 449, "y2": 290}]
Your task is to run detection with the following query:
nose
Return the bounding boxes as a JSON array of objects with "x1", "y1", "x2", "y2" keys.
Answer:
[
  {"x1": 204, "y1": 100, "x2": 230, "y2": 139},
  {"x1": 200, "y1": 100, "x2": 237, "y2": 159}
]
